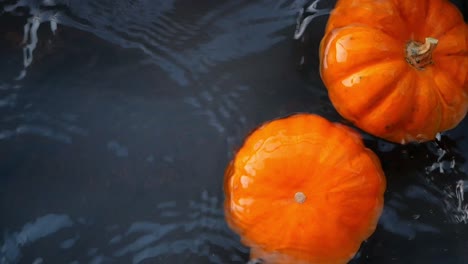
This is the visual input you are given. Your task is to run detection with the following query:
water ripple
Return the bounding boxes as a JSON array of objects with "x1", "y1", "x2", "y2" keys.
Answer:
[
  {"x1": 1, "y1": 0, "x2": 306, "y2": 147},
  {"x1": 3, "y1": 0, "x2": 309, "y2": 86},
  {"x1": 0, "y1": 191, "x2": 246, "y2": 264},
  {"x1": 1, "y1": 214, "x2": 74, "y2": 264},
  {"x1": 183, "y1": 73, "x2": 251, "y2": 149},
  {"x1": 0, "y1": 110, "x2": 88, "y2": 143}
]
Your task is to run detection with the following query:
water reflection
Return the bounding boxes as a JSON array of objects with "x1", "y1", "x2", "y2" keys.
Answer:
[
  {"x1": 0, "y1": 0, "x2": 312, "y2": 148},
  {"x1": 3, "y1": 0, "x2": 59, "y2": 80},
  {"x1": 0, "y1": 0, "x2": 467, "y2": 263},
  {"x1": 0, "y1": 192, "x2": 246, "y2": 264},
  {"x1": 2, "y1": 0, "x2": 311, "y2": 85},
  {"x1": 1, "y1": 214, "x2": 73, "y2": 263},
  {"x1": 107, "y1": 140, "x2": 129, "y2": 157},
  {"x1": 294, "y1": 0, "x2": 331, "y2": 39},
  {"x1": 366, "y1": 132, "x2": 468, "y2": 229},
  {"x1": 381, "y1": 193, "x2": 441, "y2": 240},
  {"x1": 0, "y1": 110, "x2": 88, "y2": 143}
]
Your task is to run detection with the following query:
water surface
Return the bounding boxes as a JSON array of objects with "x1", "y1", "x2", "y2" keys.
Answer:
[{"x1": 1, "y1": 0, "x2": 467, "y2": 263}]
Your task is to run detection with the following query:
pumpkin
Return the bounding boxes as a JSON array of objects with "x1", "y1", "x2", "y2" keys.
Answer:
[
  {"x1": 319, "y1": 0, "x2": 468, "y2": 144},
  {"x1": 224, "y1": 114, "x2": 386, "y2": 264}
]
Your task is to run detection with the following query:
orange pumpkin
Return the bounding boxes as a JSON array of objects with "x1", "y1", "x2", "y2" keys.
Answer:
[
  {"x1": 319, "y1": 0, "x2": 468, "y2": 144},
  {"x1": 224, "y1": 114, "x2": 386, "y2": 264}
]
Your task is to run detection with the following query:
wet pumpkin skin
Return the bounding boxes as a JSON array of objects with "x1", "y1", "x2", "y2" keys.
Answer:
[
  {"x1": 224, "y1": 114, "x2": 386, "y2": 264},
  {"x1": 320, "y1": 0, "x2": 468, "y2": 144}
]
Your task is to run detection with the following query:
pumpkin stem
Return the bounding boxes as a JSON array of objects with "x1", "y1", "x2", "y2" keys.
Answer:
[
  {"x1": 405, "y1": 37, "x2": 438, "y2": 70},
  {"x1": 294, "y1": 192, "x2": 306, "y2": 204}
]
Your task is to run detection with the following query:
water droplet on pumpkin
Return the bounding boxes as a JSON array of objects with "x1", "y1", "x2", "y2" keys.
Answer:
[
  {"x1": 239, "y1": 198, "x2": 254, "y2": 206},
  {"x1": 240, "y1": 175, "x2": 251, "y2": 188},
  {"x1": 341, "y1": 74, "x2": 362, "y2": 87}
]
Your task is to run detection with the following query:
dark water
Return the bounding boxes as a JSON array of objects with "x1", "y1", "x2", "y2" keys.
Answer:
[{"x1": 0, "y1": 0, "x2": 467, "y2": 263}]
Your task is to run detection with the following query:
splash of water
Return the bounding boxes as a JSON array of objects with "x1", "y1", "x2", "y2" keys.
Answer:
[
  {"x1": 294, "y1": 0, "x2": 331, "y2": 40},
  {"x1": 1, "y1": 2, "x2": 89, "y2": 144},
  {"x1": 423, "y1": 135, "x2": 468, "y2": 224},
  {"x1": 3, "y1": 0, "x2": 310, "y2": 86},
  {"x1": 4, "y1": 0, "x2": 60, "y2": 81},
  {"x1": 454, "y1": 180, "x2": 468, "y2": 223}
]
